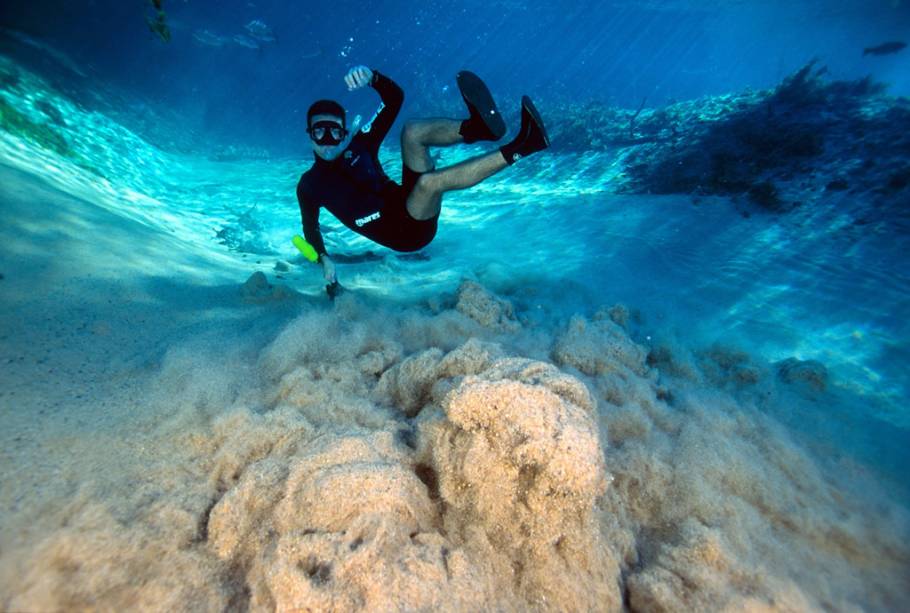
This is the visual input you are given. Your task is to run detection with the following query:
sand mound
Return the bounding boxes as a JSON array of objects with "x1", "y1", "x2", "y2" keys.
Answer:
[
  {"x1": 208, "y1": 428, "x2": 486, "y2": 611},
  {"x1": 2, "y1": 283, "x2": 908, "y2": 612},
  {"x1": 197, "y1": 340, "x2": 617, "y2": 611},
  {"x1": 553, "y1": 313, "x2": 649, "y2": 377},
  {"x1": 241, "y1": 271, "x2": 295, "y2": 303},
  {"x1": 3, "y1": 495, "x2": 233, "y2": 611},
  {"x1": 415, "y1": 357, "x2": 620, "y2": 610},
  {"x1": 455, "y1": 279, "x2": 520, "y2": 332}
]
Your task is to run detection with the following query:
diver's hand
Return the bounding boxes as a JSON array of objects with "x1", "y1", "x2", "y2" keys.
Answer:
[
  {"x1": 321, "y1": 254, "x2": 337, "y2": 284},
  {"x1": 344, "y1": 66, "x2": 373, "y2": 91},
  {"x1": 326, "y1": 280, "x2": 344, "y2": 300}
]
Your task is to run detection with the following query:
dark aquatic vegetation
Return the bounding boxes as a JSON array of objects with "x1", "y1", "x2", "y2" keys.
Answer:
[
  {"x1": 145, "y1": 0, "x2": 170, "y2": 43},
  {"x1": 617, "y1": 61, "x2": 907, "y2": 212},
  {"x1": 244, "y1": 19, "x2": 276, "y2": 43},
  {"x1": 863, "y1": 41, "x2": 906, "y2": 56},
  {"x1": 34, "y1": 99, "x2": 65, "y2": 126},
  {"x1": 0, "y1": 97, "x2": 70, "y2": 156}
]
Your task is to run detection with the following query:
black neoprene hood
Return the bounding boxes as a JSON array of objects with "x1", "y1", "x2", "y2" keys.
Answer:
[{"x1": 307, "y1": 99, "x2": 346, "y2": 127}]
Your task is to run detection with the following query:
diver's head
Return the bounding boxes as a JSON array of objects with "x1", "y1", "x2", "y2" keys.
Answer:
[{"x1": 307, "y1": 99, "x2": 347, "y2": 160}]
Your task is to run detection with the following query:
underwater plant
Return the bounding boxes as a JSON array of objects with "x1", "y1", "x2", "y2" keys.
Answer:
[{"x1": 0, "y1": 96, "x2": 71, "y2": 156}]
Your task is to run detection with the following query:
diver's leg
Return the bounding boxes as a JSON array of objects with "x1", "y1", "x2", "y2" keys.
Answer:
[
  {"x1": 399, "y1": 70, "x2": 506, "y2": 173},
  {"x1": 400, "y1": 119, "x2": 462, "y2": 173},
  {"x1": 406, "y1": 151, "x2": 507, "y2": 220},
  {"x1": 405, "y1": 96, "x2": 550, "y2": 221}
]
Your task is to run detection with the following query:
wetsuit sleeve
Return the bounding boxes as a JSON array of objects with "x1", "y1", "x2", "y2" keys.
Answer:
[
  {"x1": 354, "y1": 70, "x2": 404, "y2": 151},
  {"x1": 297, "y1": 180, "x2": 327, "y2": 258}
]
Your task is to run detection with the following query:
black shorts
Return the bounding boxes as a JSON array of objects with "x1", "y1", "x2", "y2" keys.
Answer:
[{"x1": 373, "y1": 165, "x2": 438, "y2": 252}]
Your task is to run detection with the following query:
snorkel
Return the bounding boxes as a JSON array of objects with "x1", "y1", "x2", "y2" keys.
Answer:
[{"x1": 292, "y1": 235, "x2": 319, "y2": 263}]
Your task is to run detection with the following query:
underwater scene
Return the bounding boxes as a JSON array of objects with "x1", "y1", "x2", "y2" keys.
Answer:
[{"x1": 1, "y1": 0, "x2": 909, "y2": 610}]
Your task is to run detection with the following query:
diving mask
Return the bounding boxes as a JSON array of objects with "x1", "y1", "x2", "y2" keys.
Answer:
[{"x1": 308, "y1": 120, "x2": 347, "y2": 146}]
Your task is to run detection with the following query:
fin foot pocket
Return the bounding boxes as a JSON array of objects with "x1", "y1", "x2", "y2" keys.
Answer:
[
  {"x1": 457, "y1": 70, "x2": 506, "y2": 143},
  {"x1": 499, "y1": 96, "x2": 550, "y2": 165},
  {"x1": 520, "y1": 96, "x2": 550, "y2": 148}
]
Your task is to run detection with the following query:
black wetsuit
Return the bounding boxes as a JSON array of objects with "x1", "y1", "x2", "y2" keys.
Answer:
[{"x1": 297, "y1": 71, "x2": 438, "y2": 256}]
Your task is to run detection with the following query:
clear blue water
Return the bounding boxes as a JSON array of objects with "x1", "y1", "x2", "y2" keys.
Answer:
[{"x1": 1, "y1": 0, "x2": 909, "y2": 609}]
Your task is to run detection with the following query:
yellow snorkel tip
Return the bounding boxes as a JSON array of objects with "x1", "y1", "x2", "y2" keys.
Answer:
[{"x1": 292, "y1": 235, "x2": 320, "y2": 263}]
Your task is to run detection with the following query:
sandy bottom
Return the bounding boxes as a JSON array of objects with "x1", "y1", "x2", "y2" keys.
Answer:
[{"x1": 1, "y1": 164, "x2": 909, "y2": 612}]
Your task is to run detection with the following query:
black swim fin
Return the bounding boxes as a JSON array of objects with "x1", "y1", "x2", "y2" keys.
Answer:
[
  {"x1": 456, "y1": 71, "x2": 507, "y2": 143},
  {"x1": 500, "y1": 96, "x2": 550, "y2": 165}
]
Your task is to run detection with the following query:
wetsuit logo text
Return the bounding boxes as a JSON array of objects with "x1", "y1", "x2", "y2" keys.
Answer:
[
  {"x1": 355, "y1": 212, "x2": 381, "y2": 227},
  {"x1": 361, "y1": 102, "x2": 385, "y2": 133}
]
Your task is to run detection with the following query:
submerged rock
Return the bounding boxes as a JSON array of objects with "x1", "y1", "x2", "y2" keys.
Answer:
[
  {"x1": 552, "y1": 315, "x2": 648, "y2": 377},
  {"x1": 775, "y1": 357, "x2": 828, "y2": 392},
  {"x1": 455, "y1": 280, "x2": 520, "y2": 332},
  {"x1": 240, "y1": 271, "x2": 292, "y2": 303},
  {"x1": 699, "y1": 344, "x2": 766, "y2": 389}
]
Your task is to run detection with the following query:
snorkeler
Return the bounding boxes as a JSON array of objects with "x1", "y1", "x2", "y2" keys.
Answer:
[{"x1": 296, "y1": 65, "x2": 549, "y2": 297}]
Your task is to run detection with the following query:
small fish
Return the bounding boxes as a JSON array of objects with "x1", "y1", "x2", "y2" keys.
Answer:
[
  {"x1": 244, "y1": 19, "x2": 276, "y2": 43},
  {"x1": 193, "y1": 29, "x2": 226, "y2": 47},
  {"x1": 863, "y1": 41, "x2": 906, "y2": 56},
  {"x1": 233, "y1": 34, "x2": 260, "y2": 50}
]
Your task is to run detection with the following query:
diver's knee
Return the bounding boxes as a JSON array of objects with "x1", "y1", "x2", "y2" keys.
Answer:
[
  {"x1": 402, "y1": 119, "x2": 424, "y2": 144},
  {"x1": 414, "y1": 171, "x2": 441, "y2": 195}
]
